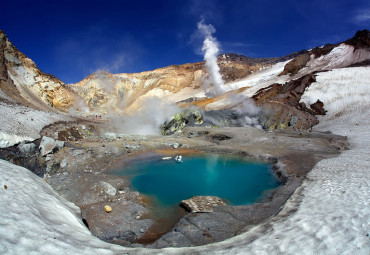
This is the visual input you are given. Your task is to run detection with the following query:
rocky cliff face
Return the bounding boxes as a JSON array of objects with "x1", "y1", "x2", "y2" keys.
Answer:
[{"x1": 0, "y1": 31, "x2": 75, "y2": 112}]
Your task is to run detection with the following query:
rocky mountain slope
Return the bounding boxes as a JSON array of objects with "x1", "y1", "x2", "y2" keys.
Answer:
[
  {"x1": 0, "y1": 31, "x2": 75, "y2": 112},
  {"x1": 0, "y1": 29, "x2": 369, "y2": 140},
  {"x1": 70, "y1": 52, "x2": 302, "y2": 114}
]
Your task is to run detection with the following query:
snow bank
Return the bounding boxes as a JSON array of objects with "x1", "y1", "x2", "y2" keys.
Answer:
[
  {"x1": 299, "y1": 44, "x2": 370, "y2": 75},
  {"x1": 0, "y1": 132, "x2": 33, "y2": 148},
  {"x1": 224, "y1": 60, "x2": 291, "y2": 96},
  {"x1": 0, "y1": 101, "x2": 71, "y2": 148},
  {"x1": 300, "y1": 67, "x2": 370, "y2": 120},
  {"x1": 0, "y1": 160, "x2": 127, "y2": 255}
]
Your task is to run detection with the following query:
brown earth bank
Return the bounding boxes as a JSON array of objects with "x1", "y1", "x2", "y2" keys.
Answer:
[{"x1": 0, "y1": 119, "x2": 348, "y2": 248}]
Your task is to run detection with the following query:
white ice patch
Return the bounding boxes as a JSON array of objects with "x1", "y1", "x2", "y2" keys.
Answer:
[
  {"x1": 300, "y1": 67, "x2": 370, "y2": 120},
  {"x1": 8, "y1": 65, "x2": 37, "y2": 87},
  {"x1": 4, "y1": 52, "x2": 22, "y2": 65},
  {"x1": 299, "y1": 44, "x2": 370, "y2": 75},
  {"x1": 0, "y1": 132, "x2": 34, "y2": 148},
  {"x1": 0, "y1": 101, "x2": 70, "y2": 148},
  {"x1": 224, "y1": 60, "x2": 291, "y2": 97}
]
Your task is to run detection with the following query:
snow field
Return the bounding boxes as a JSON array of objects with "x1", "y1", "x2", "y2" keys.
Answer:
[
  {"x1": 0, "y1": 101, "x2": 71, "y2": 148},
  {"x1": 224, "y1": 60, "x2": 291, "y2": 96}
]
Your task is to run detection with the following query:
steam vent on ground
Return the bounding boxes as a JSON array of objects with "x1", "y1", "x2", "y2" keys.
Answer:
[{"x1": 0, "y1": 27, "x2": 369, "y2": 255}]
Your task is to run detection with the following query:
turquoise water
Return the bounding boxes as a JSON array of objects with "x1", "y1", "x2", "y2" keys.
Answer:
[{"x1": 114, "y1": 154, "x2": 280, "y2": 208}]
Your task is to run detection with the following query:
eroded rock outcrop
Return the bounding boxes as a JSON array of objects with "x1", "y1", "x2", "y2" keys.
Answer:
[
  {"x1": 161, "y1": 109, "x2": 203, "y2": 135},
  {"x1": 0, "y1": 31, "x2": 76, "y2": 112},
  {"x1": 253, "y1": 74, "x2": 320, "y2": 130},
  {"x1": 181, "y1": 196, "x2": 226, "y2": 213}
]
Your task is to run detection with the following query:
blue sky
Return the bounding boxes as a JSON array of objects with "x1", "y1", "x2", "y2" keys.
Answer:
[{"x1": 1, "y1": 0, "x2": 369, "y2": 84}]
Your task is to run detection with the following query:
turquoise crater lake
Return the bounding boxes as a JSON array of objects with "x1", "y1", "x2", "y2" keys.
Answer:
[{"x1": 113, "y1": 154, "x2": 280, "y2": 208}]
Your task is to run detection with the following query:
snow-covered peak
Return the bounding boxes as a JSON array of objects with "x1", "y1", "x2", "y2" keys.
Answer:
[{"x1": 298, "y1": 44, "x2": 370, "y2": 75}]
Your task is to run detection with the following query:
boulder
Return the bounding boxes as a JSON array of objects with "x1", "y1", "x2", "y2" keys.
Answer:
[
  {"x1": 161, "y1": 110, "x2": 203, "y2": 135},
  {"x1": 17, "y1": 141, "x2": 36, "y2": 156},
  {"x1": 60, "y1": 158, "x2": 68, "y2": 168},
  {"x1": 104, "y1": 132, "x2": 118, "y2": 140},
  {"x1": 39, "y1": 136, "x2": 64, "y2": 156},
  {"x1": 99, "y1": 181, "x2": 117, "y2": 196},
  {"x1": 181, "y1": 196, "x2": 226, "y2": 213},
  {"x1": 55, "y1": 140, "x2": 65, "y2": 149}
]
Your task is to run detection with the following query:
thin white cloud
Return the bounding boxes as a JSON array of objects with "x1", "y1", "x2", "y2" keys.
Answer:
[
  {"x1": 352, "y1": 9, "x2": 370, "y2": 23},
  {"x1": 222, "y1": 41, "x2": 255, "y2": 56},
  {"x1": 54, "y1": 26, "x2": 143, "y2": 81}
]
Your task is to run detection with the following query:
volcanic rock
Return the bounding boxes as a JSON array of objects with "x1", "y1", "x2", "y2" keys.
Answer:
[
  {"x1": 39, "y1": 136, "x2": 64, "y2": 156},
  {"x1": 0, "y1": 31, "x2": 75, "y2": 112},
  {"x1": 104, "y1": 205, "x2": 112, "y2": 213},
  {"x1": 81, "y1": 201, "x2": 153, "y2": 242},
  {"x1": 181, "y1": 196, "x2": 226, "y2": 213},
  {"x1": 17, "y1": 141, "x2": 36, "y2": 156},
  {"x1": 161, "y1": 110, "x2": 203, "y2": 135},
  {"x1": 310, "y1": 99, "x2": 326, "y2": 115},
  {"x1": 253, "y1": 74, "x2": 319, "y2": 130},
  {"x1": 99, "y1": 181, "x2": 117, "y2": 196}
]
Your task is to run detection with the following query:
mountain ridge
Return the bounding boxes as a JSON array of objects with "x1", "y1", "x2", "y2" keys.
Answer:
[{"x1": 0, "y1": 29, "x2": 369, "y2": 122}]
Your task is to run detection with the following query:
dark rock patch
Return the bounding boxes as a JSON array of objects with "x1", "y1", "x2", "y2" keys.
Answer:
[
  {"x1": 253, "y1": 74, "x2": 319, "y2": 130},
  {"x1": 344, "y1": 29, "x2": 370, "y2": 50},
  {"x1": 346, "y1": 59, "x2": 370, "y2": 67},
  {"x1": 207, "y1": 133, "x2": 232, "y2": 142},
  {"x1": 310, "y1": 99, "x2": 326, "y2": 115},
  {"x1": 279, "y1": 52, "x2": 310, "y2": 76}
]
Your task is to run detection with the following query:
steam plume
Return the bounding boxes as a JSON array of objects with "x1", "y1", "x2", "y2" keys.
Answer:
[
  {"x1": 109, "y1": 97, "x2": 180, "y2": 135},
  {"x1": 197, "y1": 19, "x2": 226, "y2": 97}
]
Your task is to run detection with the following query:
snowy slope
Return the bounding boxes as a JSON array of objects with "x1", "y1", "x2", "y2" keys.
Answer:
[
  {"x1": 298, "y1": 44, "x2": 370, "y2": 76},
  {"x1": 0, "y1": 101, "x2": 71, "y2": 148},
  {"x1": 300, "y1": 67, "x2": 370, "y2": 119},
  {"x1": 224, "y1": 60, "x2": 291, "y2": 96},
  {"x1": 190, "y1": 60, "x2": 292, "y2": 111}
]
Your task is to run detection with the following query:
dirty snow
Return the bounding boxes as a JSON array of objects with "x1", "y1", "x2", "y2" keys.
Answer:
[
  {"x1": 0, "y1": 66, "x2": 369, "y2": 254},
  {"x1": 0, "y1": 101, "x2": 71, "y2": 148},
  {"x1": 300, "y1": 67, "x2": 370, "y2": 120},
  {"x1": 224, "y1": 60, "x2": 291, "y2": 96},
  {"x1": 298, "y1": 44, "x2": 370, "y2": 75}
]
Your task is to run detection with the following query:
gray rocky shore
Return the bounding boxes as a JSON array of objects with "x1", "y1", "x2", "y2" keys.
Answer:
[{"x1": 0, "y1": 120, "x2": 348, "y2": 248}]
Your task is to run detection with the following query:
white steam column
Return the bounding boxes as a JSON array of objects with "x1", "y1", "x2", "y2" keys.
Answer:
[{"x1": 198, "y1": 19, "x2": 226, "y2": 97}]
